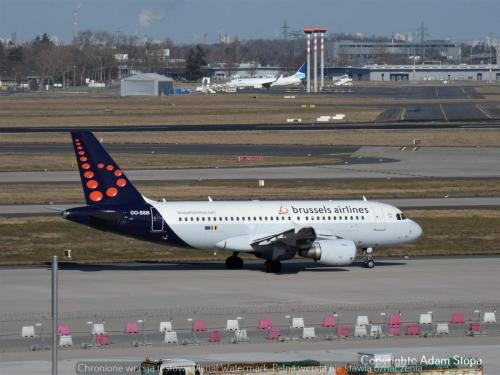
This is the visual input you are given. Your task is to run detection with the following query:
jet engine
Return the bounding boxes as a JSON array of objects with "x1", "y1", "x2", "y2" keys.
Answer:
[{"x1": 299, "y1": 239, "x2": 356, "y2": 266}]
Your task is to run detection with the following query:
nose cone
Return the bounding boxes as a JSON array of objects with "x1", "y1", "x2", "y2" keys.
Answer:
[{"x1": 410, "y1": 220, "x2": 423, "y2": 240}]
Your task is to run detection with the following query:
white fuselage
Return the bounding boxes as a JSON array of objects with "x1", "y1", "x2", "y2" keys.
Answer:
[
  {"x1": 150, "y1": 199, "x2": 421, "y2": 251},
  {"x1": 227, "y1": 76, "x2": 276, "y2": 89},
  {"x1": 271, "y1": 74, "x2": 304, "y2": 87}
]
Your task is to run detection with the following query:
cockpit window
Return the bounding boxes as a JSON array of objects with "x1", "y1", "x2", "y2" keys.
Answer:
[
  {"x1": 401, "y1": 213, "x2": 407, "y2": 220},
  {"x1": 396, "y1": 213, "x2": 401, "y2": 220},
  {"x1": 396, "y1": 213, "x2": 407, "y2": 220}
]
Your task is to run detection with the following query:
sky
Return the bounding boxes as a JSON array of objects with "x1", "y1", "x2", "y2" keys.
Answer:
[{"x1": 0, "y1": 0, "x2": 499, "y2": 44}]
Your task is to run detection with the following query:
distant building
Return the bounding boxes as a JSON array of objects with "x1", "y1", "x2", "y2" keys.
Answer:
[
  {"x1": 326, "y1": 64, "x2": 500, "y2": 82},
  {"x1": 207, "y1": 63, "x2": 281, "y2": 80},
  {"x1": 332, "y1": 40, "x2": 461, "y2": 65},
  {"x1": 120, "y1": 73, "x2": 174, "y2": 96}
]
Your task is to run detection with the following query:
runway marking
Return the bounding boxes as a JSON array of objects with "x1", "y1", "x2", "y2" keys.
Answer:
[
  {"x1": 435, "y1": 87, "x2": 439, "y2": 97},
  {"x1": 439, "y1": 104, "x2": 448, "y2": 121},
  {"x1": 476, "y1": 104, "x2": 492, "y2": 119}
]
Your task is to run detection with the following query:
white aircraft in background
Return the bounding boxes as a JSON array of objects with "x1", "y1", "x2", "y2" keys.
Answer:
[
  {"x1": 63, "y1": 132, "x2": 422, "y2": 273},
  {"x1": 271, "y1": 63, "x2": 306, "y2": 87},
  {"x1": 226, "y1": 74, "x2": 277, "y2": 89},
  {"x1": 333, "y1": 74, "x2": 353, "y2": 86}
]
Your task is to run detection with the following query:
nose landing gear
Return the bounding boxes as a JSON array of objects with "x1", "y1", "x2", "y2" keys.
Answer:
[{"x1": 362, "y1": 247, "x2": 375, "y2": 269}]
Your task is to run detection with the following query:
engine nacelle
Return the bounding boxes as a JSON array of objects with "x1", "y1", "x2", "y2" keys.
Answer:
[{"x1": 299, "y1": 239, "x2": 356, "y2": 266}]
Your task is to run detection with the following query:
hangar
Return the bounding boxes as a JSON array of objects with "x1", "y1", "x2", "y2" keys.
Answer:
[{"x1": 120, "y1": 73, "x2": 174, "y2": 96}]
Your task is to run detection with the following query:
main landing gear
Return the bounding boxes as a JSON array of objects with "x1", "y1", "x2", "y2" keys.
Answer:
[
  {"x1": 362, "y1": 247, "x2": 375, "y2": 269},
  {"x1": 264, "y1": 260, "x2": 282, "y2": 273},
  {"x1": 225, "y1": 253, "x2": 244, "y2": 270}
]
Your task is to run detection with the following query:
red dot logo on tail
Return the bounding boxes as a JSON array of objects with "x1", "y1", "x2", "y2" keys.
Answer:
[
  {"x1": 116, "y1": 178, "x2": 127, "y2": 187},
  {"x1": 114, "y1": 169, "x2": 123, "y2": 177},
  {"x1": 81, "y1": 163, "x2": 91, "y2": 170},
  {"x1": 106, "y1": 165, "x2": 114, "y2": 171},
  {"x1": 106, "y1": 187, "x2": 118, "y2": 197},
  {"x1": 89, "y1": 191, "x2": 103, "y2": 202},
  {"x1": 83, "y1": 171, "x2": 94, "y2": 179},
  {"x1": 86, "y1": 180, "x2": 98, "y2": 189}
]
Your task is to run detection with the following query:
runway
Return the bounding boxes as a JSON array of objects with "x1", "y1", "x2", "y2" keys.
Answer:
[
  {"x1": 0, "y1": 143, "x2": 360, "y2": 157},
  {"x1": 1, "y1": 121, "x2": 500, "y2": 133},
  {"x1": 0, "y1": 257, "x2": 499, "y2": 374},
  {"x1": 1, "y1": 147, "x2": 499, "y2": 183},
  {"x1": 2, "y1": 197, "x2": 500, "y2": 216}
]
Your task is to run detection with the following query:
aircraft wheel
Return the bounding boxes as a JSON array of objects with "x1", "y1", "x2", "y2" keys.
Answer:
[
  {"x1": 264, "y1": 260, "x2": 282, "y2": 273},
  {"x1": 225, "y1": 256, "x2": 243, "y2": 270},
  {"x1": 364, "y1": 259, "x2": 375, "y2": 269}
]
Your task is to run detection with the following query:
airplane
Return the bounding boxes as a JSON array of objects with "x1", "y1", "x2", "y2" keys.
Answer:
[
  {"x1": 226, "y1": 74, "x2": 277, "y2": 89},
  {"x1": 271, "y1": 63, "x2": 306, "y2": 87},
  {"x1": 333, "y1": 74, "x2": 353, "y2": 86},
  {"x1": 62, "y1": 132, "x2": 422, "y2": 273}
]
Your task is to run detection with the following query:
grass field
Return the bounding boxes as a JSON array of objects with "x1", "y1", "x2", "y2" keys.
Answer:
[
  {"x1": 1, "y1": 179, "x2": 500, "y2": 205},
  {"x1": 2, "y1": 92, "x2": 500, "y2": 128},
  {"x1": 0, "y1": 94, "x2": 384, "y2": 127},
  {"x1": 0, "y1": 209, "x2": 498, "y2": 265}
]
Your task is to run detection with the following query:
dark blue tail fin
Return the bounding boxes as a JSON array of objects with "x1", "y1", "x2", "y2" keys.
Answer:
[
  {"x1": 297, "y1": 62, "x2": 307, "y2": 75},
  {"x1": 71, "y1": 132, "x2": 145, "y2": 206}
]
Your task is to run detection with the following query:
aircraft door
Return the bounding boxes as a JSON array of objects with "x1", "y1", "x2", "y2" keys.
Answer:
[
  {"x1": 150, "y1": 207, "x2": 164, "y2": 232},
  {"x1": 373, "y1": 206, "x2": 387, "y2": 231}
]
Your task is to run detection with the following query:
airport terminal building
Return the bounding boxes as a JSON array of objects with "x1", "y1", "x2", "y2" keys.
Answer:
[{"x1": 328, "y1": 64, "x2": 500, "y2": 82}]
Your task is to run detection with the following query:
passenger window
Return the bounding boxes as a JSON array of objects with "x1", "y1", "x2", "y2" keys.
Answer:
[
  {"x1": 345, "y1": 216, "x2": 348, "y2": 220},
  {"x1": 196, "y1": 217, "x2": 199, "y2": 221},
  {"x1": 225, "y1": 217, "x2": 228, "y2": 221},
  {"x1": 270, "y1": 217, "x2": 273, "y2": 221},
  {"x1": 236, "y1": 217, "x2": 239, "y2": 221},
  {"x1": 259, "y1": 217, "x2": 262, "y2": 221},
  {"x1": 356, "y1": 216, "x2": 359, "y2": 220},
  {"x1": 296, "y1": 216, "x2": 300, "y2": 221},
  {"x1": 361, "y1": 216, "x2": 365, "y2": 220},
  {"x1": 317, "y1": 216, "x2": 321, "y2": 220},
  {"x1": 288, "y1": 216, "x2": 291, "y2": 221},
  {"x1": 190, "y1": 217, "x2": 194, "y2": 221},
  {"x1": 248, "y1": 216, "x2": 251, "y2": 221},
  {"x1": 230, "y1": 217, "x2": 234, "y2": 221},
  {"x1": 219, "y1": 217, "x2": 223, "y2": 221},
  {"x1": 178, "y1": 217, "x2": 182, "y2": 222},
  {"x1": 305, "y1": 216, "x2": 309, "y2": 220},
  {"x1": 350, "y1": 216, "x2": 353, "y2": 220},
  {"x1": 339, "y1": 216, "x2": 342, "y2": 221},
  {"x1": 202, "y1": 217, "x2": 205, "y2": 221},
  {"x1": 253, "y1": 217, "x2": 257, "y2": 221},
  {"x1": 242, "y1": 217, "x2": 245, "y2": 221}
]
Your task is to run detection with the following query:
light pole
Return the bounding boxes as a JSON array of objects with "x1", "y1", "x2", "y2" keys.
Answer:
[{"x1": 51, "y1": 255, "x2": 58, "y2": 375}]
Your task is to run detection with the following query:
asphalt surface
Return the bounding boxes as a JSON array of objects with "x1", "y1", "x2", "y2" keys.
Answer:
[
  {"x1": 0, "y1": 257, "x2": 499, "y2": 374},
  {"x1": 0, "y1": 143, "x2": 360, "y2": 157},
  {"x1": 2, "y1": 121, "x2": 500, "y2": 133},
  {"x1": 1, "y1": 147, "x2": 499, "y2": 183},
  {"x1": 2, "y1": 197, "x2": 500, "y2": 216}
]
